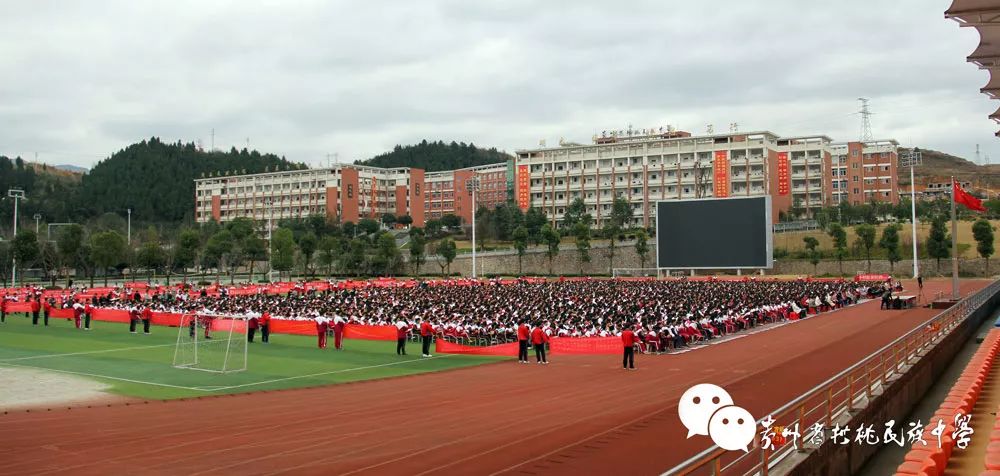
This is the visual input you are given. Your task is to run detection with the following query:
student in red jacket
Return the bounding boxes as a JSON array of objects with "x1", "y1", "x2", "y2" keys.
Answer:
[
  {"x1": 30, "y1": 298, "x2": 41, "y2": 326},
  {"x1": 0, "y1": 298, "x2": 6, "y2": 324},
  {"x1": 141, "y1": 306, "x2": 153, "y2": 334},
  {"x1": 83, "y1": 300, "x2": 93, "y2": 330},
  {"x1": 129, "y1": 307, "x2": 141, "y2": 334},
  {"x1": 42, "y1": 299, "x2": 52, "y2": 327},
  {"x1": 516, "y1": 320, "x2": 530, "y2": 363},
  {"x1": 621, "y1": 325, "x2": 639, "y2": 370},
  {"x1": 72, "y1": 301, "x2": 84, "y2": 329},
  {"x1": 419, "y1": 318, "x2": 434, "y2": 357},
  {"x1": 396, "y1": 319, "x2": 410, "y2": 355},
  {"x1": 247, "y1": 314, "x2": 259, "y2": 343},
  {"x1": 530, "y1": 323, "x2": 549, "y2": 364},
  {"x1": 315, "y1": 314, "x2": 330, "y2": 349},
  {"x1": 259, "y1": 311, "x2": 271, "y2": 344}
]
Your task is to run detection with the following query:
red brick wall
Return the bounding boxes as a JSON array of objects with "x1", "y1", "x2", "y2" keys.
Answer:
[
  {"x1": 211, "y1": 195, "x2": 221, "y2": 222},
  {"x1": 410, "y1": 169, "x2": 425, "y2": 227},
  {"x1": 341, "y1": 168, "x2": 360, "y2": 223}
]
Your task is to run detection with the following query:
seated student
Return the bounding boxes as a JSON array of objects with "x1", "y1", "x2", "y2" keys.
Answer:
[{"x1": 644, "y1": 329, "x2": 661, "y2": 354}]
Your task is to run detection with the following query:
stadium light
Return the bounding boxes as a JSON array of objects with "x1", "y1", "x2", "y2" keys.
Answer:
[
  {"x1": 466, "y1": 177, "x2": 481, "y2": 279},
  {"x1": 7, "y1": 188, "x2": 26, "y2": 286}
]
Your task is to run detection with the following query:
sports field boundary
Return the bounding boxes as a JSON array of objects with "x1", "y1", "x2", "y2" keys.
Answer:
[{"x1": 0, "y1": 352, "x2": 459, "y2": 396}]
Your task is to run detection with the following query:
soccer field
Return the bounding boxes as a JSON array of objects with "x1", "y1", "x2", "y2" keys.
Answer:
[{"x1": 0, "y1": 314, "x2": 503, "y2": 401}]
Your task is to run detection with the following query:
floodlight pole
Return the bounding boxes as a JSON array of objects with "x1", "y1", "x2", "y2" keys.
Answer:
[
  {"x1": 905, "y1": 149, "x2": 921, "y2": 280},
  {"x1": 8, "y1": 189, "x2": 26, "y2": 286},
  {"x1": 467, "y1": 177, "x2": 480, "y2": 279},
  {"x1": 33, "y1": 214, "x2": 41, "y2": 234},
  {"x1": 127, "y1": 208, "x2": 132, "y2": 245}
]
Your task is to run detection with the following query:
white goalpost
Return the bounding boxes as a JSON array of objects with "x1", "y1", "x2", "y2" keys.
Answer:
[
  {"x1": 612, "y1": 268, "x2": 662, "y2": 278},
  {"x1": 173, "y1": 314, "x2": 248, "y2": 373}
]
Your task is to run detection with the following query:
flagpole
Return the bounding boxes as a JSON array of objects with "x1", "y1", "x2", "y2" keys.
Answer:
[{"x1": 951, "y1": 176, "x2": 959, "y2": 300}]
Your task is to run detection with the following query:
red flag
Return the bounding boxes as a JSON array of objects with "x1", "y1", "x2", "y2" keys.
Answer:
[{"x1": 953, "y1": 180, "x2": 985, "y2": 212}]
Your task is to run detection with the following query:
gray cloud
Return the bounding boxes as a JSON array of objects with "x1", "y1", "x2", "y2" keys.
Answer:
[{"x1": 0, "y1": 0, "x2": 996, "y2": 169}]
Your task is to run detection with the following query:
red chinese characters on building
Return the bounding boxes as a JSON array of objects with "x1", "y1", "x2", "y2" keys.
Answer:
[
  {"x1": 777, "y1": 152, "x2": 790, "y2": 196},
  {"x1": 516, "y1": 165, "x2": 530, "y2": 211},
  {"x1": 713, "y1": 151, "x2": 729, "y2": 198}
]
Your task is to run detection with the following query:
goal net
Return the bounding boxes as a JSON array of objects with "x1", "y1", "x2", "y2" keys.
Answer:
[
  {"x1": 612, "y1": 268, "x2": 661, "y2": 278},
  {"x1": 173, "y1": 314, "x2": 248, "y2": 373}
]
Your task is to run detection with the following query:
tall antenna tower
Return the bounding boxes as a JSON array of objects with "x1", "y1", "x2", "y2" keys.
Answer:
[
  {"x1": 858, "y1": 98, "x2": 873, "y2": 142},
  {"x1": 976, "y1": 144, "x2": 981, "y2": 165}
]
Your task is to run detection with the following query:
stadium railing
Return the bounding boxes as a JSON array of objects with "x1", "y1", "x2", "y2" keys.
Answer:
[{"x1": 663, "y1": 279, "x2": 1000, "y2": 476}]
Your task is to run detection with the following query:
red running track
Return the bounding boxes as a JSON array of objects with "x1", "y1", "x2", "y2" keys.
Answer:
[{"x1": 0, "y1": 279, "x2": 987, "y2": 476}]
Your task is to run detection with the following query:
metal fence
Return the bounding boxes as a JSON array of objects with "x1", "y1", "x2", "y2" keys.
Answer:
[{"x1": 664, "y1": 279, "x2": 1000, "y2": 476}]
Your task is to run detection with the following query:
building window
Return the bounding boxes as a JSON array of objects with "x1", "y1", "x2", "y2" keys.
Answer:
[{"x1": 853, "y1": 188, "x2": 859, "y2": 194}]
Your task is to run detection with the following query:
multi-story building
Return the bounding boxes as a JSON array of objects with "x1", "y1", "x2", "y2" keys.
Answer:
[
  {"x1": 830, "y1": 139, "x2": 900, "y2": 205},
  {"x1": 514, "y1": 130, "x2": 861, "y2": 228},
  {"x1": 195, "y1": 130, "x2": 901, "y2": 229},
  {"x1": 423, "y1": 162, "x2": 509, "y2": 224},
  {"x1": 194, "y1": 165, "x2": 426, "y2": 226}
]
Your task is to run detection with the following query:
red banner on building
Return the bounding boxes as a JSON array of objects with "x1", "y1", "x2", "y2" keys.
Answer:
[
  {"x1": 713, "y1": 151, "x2": 729, "y2": 198},
  {"x1": 516, "y1": 165, "x2": 530, "y2": 211},
  {"x1": 777, "y1": 152, "x2": 790, "y2": 196}
]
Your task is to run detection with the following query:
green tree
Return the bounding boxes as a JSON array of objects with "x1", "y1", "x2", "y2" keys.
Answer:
[
  {"x1": 441, "y1": 214, "x2": 461, "y2": 229},
  {"x1": 814, "y1": 209, "x2": 831, "y2": 231},
  {"x1": 879, "y1": 225, "x2": 902, "y2": 272},
  {"x1": 542, "y1": 224, "x2": 561, "y2": 275},
  {"x1": 425, "y1": 219, "x2": 443, "y2": 237},
  {"x1": 524, "y1": 207, "x2": 547, "y2": 244},
  {"x1": 11, "y1": 230, "x2": 40, "y2": 284},
  {"x1": 354, "y1": 140, "x2": 510, "y2": 172},
  {"x1": 435, "y1": 238, "x2": 457, "y2": 276},
  {"x1": 381, "y1": 213, "x2": 397, "y2": 228},
  {"x1": 358, "y1": 218, "x2": 380, "y2": 235},
  {"x1": 827, "y1": 223, "x2": 848, "y2": 275},
  {"x1": 242, "y1": 236, "x2": 267, "y2": 282},
  {"x1": 269, "y1": 228, "x2": 296, "y2": 281},
  {"x1": 512, "y1": 225, "x2": 528, "y2": 275},
  {"x1": 397, "y1": 215, "x2": 413, "y2": 227},
  {"x1": 375, "y1": 232, "x2": 402, "y2": 276},
  {"x1": 174, "y1": 228, "x2": 201, "y2": 283},
  {"x1": 56, "y1": 224, "x2": 85, "y2": 287},
  {"x1": 317, "y1": 236, "x2": 342, "y2": 277},
  {"x1": 973, "y1": 218, "x2": 995, "y2": 274},
  {"x1": 39, "y1": 241, "x2": 60, "y2": 287},
  {"x1": 854, "y1": 223, "x2": 877, "y2": 272},
  {"x1": 298, "y1": 231, "x2": 318, "y2": 277},
  {"x1": 603, "y1": 223, "x2": 621, "y2": 275},
  {"x1": 203, "y1": 229, "x2": 234, "y2": 283},
  {"x1": 573, "y1": 222, "x2": 590, "y2": 274},
  {"x1": 0, "y1": 241, "x2": 10, "y2": 287},
  {"x1": 90, "y1": 230, "x2": 126, "y2": 286},
  {"x1": 563, "y1": 198, "x2": 587, "y2": 229},
  {"x1": 927, "y1": 217, "x2": 951, "y2": 272},
  {"x1": 342, "y1": 238, "x2": 367, "y2": 276},
  {"x1": 409, "y1": 227, "x2": 426, "y2": 275},
  {"x1": 135, "y1": 228, "x2": 165, "y2": 283},
  {"x1": 610, "y1": 196, "x2": 633, "y2": 229},
  {"x1": 803, "y1": 236, "x2": 820, "y2": 275},
  {"x1": 635, "y1": 229, "x2": 650, "y2": 269}
]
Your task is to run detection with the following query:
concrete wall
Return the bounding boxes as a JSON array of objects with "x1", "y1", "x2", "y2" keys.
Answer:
[
  {"x1": 413, "y1": 243, "x2": 997, "y2": 278},
  {"x1": 781, "y1": 286, "x2": 1000, "y2": 476}
]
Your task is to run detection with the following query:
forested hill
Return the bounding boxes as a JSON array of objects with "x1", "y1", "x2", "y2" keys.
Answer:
[
  {"x1": 77, "y1": 138, "x2": 306, "y2": 223},
  {"x1": 355, "y1": 140, "x2": 512, "y2": 172}
]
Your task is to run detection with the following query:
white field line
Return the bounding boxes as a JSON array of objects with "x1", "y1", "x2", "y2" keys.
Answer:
[
  {"x1": 210, "y1": 354, "x2": 455, "y2": 391},
  {"x1": 0, "y1": 343, "x2": 174, "y2": 362},
  {"x1": 0, "y1": 361, "x2": 212, "y2": 392}
]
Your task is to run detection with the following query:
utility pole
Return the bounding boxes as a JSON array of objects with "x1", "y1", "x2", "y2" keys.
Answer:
[
  {"x1": 951, "y1": 176, "x2": 959, "y2": 299},
  {"x1": 8, "y1": 189, "x2": 25, "y2": 286},
  {"x1": 127, "y1": 208, "x2": 132, "y2": 244},
  {"x1": 466, "y1": 177, "x2": 481, "y2": 279},
  {"x1": 901, "y1": 148, "x2": 922, "y2": 279},
  {"x1": 211, "y1": 128, "x2": 215, "y2": 152}
]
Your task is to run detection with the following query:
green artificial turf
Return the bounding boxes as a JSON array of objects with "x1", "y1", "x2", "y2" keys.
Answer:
[{"x1": 0, "y1": 314, "x2": 503, "y2": 400}]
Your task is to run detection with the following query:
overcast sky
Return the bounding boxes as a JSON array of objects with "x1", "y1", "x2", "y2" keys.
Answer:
[{"x1": 0, "y1": 0, "x2": 994, "y2": 169}]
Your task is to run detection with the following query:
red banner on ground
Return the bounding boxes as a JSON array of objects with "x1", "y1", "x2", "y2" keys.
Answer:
[{"x1": 435, "y1": 337, "x2": 622, "y2": 356}]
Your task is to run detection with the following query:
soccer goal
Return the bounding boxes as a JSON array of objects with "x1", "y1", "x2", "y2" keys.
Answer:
[
  {"x1": 612, "y1": 268, "x2": 662, "y2": 278},
  {"x1": 172, "y1": 314, "x2": 248, "y2": 373}
]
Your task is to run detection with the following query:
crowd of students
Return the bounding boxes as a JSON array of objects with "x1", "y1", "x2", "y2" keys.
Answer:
[{"x1": 1, "y1": 278, "x2": 895, "y2": 356}]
